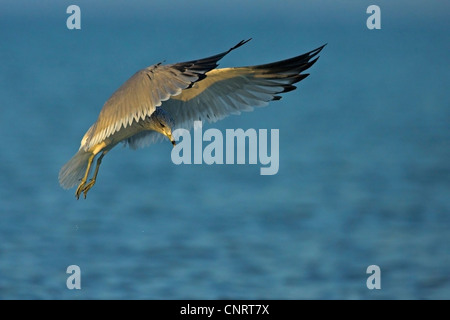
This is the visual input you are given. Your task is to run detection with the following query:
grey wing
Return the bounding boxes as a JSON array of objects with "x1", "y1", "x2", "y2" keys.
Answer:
[
  {"x1": 127, "y1": 44, "x2": 325, "y2": 149},
  {"x1": 82, "y1": 39, "x2": 251, "y2": 151},
  {"x1": 165, "y1": 44, "x2": 326, "y2": 131}
]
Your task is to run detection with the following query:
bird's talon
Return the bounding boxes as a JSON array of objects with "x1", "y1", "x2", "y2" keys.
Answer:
[
  {"x1": 81, "y1": 180, "x2": 96, "y2": 199},
  {"x1": 75, "y1": 182, "x2": 86, "y2": 200}
]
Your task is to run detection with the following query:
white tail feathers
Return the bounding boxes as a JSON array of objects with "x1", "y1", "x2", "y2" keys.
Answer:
[{"x1": 59, "y1": 150, "x2": 93, "y2": 189}]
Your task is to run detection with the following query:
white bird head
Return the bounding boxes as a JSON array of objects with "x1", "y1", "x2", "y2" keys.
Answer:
[{"x1": 148, "y1": 108, "x2": 176, "y2": 146}]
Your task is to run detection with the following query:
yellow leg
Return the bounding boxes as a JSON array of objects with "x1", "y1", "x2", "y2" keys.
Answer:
[
  {"x1": 75, "y1": 153, "x2": 96, "y2": 200},
  {"x1": 81, "y1": 151, "x2": 107, "y2": 199}
]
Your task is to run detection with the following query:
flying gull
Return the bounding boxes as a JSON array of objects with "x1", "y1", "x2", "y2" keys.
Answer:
[{"x1": 58, "y1": 39, "x2": 325, "y2": 199}]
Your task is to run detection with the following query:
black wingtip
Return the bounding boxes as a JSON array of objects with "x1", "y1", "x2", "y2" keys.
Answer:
[
  {"x1": 309, "y1": 43, "x2": 327, "y2": 58},
  {"x1": 228, "y1": 38, "x2": 252, "y2": 53}
]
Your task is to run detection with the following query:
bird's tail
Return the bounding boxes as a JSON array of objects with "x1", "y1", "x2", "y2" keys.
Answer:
[{"x1": 58, "y1": 149, "x2": 93, "y2": 189}]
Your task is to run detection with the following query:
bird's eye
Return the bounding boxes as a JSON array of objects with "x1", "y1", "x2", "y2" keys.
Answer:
[{"x1": 160, "y1": 122, "x2": 165, "y2": 128}]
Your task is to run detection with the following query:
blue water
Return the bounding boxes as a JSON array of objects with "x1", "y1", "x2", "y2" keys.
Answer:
[{"x1": 0, "y1": 0, "x2": 449, "y2": 299}]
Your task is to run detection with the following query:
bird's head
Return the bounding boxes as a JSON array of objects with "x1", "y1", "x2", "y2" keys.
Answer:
[{"x1": 149, "y1": 108, "x2": 176, "y2": 147}]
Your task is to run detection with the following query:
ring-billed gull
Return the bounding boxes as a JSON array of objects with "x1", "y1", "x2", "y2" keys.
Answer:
[{"x1": 58, "y1": 39, "x2": 325, "y2": 199}]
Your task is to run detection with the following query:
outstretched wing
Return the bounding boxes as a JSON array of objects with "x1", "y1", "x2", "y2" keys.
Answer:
[
  {"x1": 81, "y1": 39, "x2": 251, "y2": 151},
  {"x1": 126, "y1": 44, "x2": 325, "y2": 149},
  {"x1": 167, "y1": 44, "x2": 325, "y2": 129}
]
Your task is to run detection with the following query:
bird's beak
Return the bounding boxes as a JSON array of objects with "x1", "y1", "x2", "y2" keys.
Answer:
[{"x1": 168, "y1": 132, "x2": 176, "y2": 147}]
